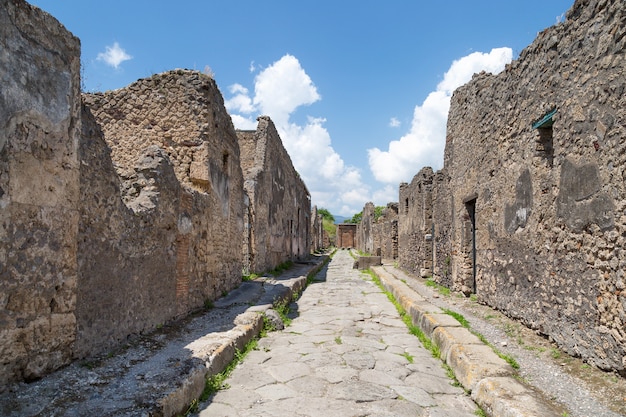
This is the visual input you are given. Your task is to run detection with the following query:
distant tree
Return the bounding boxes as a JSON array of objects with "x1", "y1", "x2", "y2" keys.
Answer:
[
  {"x1": 318, "y1": 207, "x2": 336, "y2": 239},
  {"x1": 317, "y1": 208, "x2": 335, "y2": 223},
  {"x1": 345, "y1": 211, "x2": 362, "y2": 224},
  {"x1": 374, "y1": 206, "x2": 385, "y2": 221}
]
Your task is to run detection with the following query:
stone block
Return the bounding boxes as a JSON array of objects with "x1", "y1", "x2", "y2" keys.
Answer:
[
  {"x1": 432, "y1": 326, "x2": 483, "y2": 360},
  {"x1": 419, "y1": 313, "x2": 463, "y2": 338},
  {"x1": 354, "y1": 256, "x2": 382, "y2": 270},
  {"x1": 445, "y1": 344, "x2": 514, "y2": 392},
  {"x1": 472, "y1": 377, "x2": 565, "y2": 417}
]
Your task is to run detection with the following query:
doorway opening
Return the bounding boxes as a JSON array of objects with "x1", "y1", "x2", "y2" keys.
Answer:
[{"x1": 463, "y1": 197, "x2": 477, "y2": 294}]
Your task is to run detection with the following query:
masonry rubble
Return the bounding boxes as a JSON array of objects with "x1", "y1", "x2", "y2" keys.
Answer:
[{"x1": 0, "y1": 0, "x2": 312, "y2": 387}]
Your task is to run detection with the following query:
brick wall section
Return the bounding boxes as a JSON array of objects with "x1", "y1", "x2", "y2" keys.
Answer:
[
  {"x1": 400, "y1": 0, "x2": 625, "y2": 373},
  {"x1": 0, "y1": 0, "x2": 81, "y2": 385},
  {"x1": 336, "y1": 224, "x2": 356, "y2": 248},
  {"x1": 236, "y1": 116, "x2": 311, "y2": 274}
]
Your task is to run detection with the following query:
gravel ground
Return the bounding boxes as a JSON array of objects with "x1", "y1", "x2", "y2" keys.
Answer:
[{"x1": 383, "y1": 263, "x2": 626, "y2": 417}]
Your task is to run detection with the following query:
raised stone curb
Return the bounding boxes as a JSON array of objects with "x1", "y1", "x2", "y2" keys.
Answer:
[
  {"x1": 446, "y1": 343, "x2": 514, "y2": 391},
  {"x1": 432, "y1": 326, "x2": 484, "y2": 359},
  {"x1": 472, "y1": 377, "x2": 564, "y2": 417},
  {"x1": 371, "y1": 264, "x2": 562, "y2": 417},
  {"x1": 159, "y1": 256, "x2": 328, "y2": 416}
]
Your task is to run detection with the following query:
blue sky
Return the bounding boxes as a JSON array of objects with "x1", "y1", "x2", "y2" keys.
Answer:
[{"x1": 30, "y1": 0, "x2": 573, "y2": 217}]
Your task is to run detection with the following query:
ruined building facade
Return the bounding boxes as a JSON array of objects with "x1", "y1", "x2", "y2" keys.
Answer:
[
  {"x1": 356, "y1": 202, "x2": 398, "y2": 260},
  {"x1": 237, "y1": 117, "x2": 311, "y2": 274},
  {"x1": 399, "y1": 0, "x2": 625, "y2": 374},
  {"x1": 1, "y1": 0, "x2": 82, "y2": 384},
  {"x1": 1, "y1": 0, "x2": 312, "y2": 386},
  {"x1": 81, "y1": 70, "x2": 246, "y2": 359},
  {"x1": 310, "y1": 206, "x2": 327, "y2": 253}
]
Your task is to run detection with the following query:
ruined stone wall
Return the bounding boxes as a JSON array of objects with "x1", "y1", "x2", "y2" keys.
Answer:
[
  {"x1": 79, "y1": 71, "x2": 245, "y2": 357},
  {"x1": 236, "y1": 116, "x2": 310, "y2": 273},
  {"x1": 357, "y1": 202, "x2": 398, "y2": 259},
  {"x1": 0, "y1": 0, "x2": 81, "y2": 385},
  {"x1": 399, "y1": 168, "x2": 434, "y2": 277},
  {"x1": 442, "y1": 0, "x2": 625, "y2": 373},
  {"x1": 310, "y1": 206, "x2": 325, "y2": 252},
  {"x1": 372, "y1": 203, "x2": 399, "y2": 260},
  {"x1": 356, "y1": 202, "x2": 375, "y2": 254},
  {"x1": 431, "y1": 171, "x2": 454, "y2": 288}
]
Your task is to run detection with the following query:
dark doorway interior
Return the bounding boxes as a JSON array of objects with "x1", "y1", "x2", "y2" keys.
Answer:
[{"x1": 464, "y1": 198, "x2": 477, "y2": 294}]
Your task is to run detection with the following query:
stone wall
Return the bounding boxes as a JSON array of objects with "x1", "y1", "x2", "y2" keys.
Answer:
[
  {"x1": 356, "y1": 202, "x2": 375, "y2": 254},
  {"x1": 401, "y1": 0, "x2": 626, "y2": 373},
  {"x1": 372, "y1": 203, "x2": 399, "y2": 260},
  {"x1": 1, "y1": 0, "x2": 318, "y2": 387},
  {"x1": 236, "y1": 116, "x2": 310, "y2": 274},
  {"x1": 399, "y1": 168, "x2": 434, "y2": 277},
  {"x1": 357, "y1": 202, "x2": 398, "y2": 260},
  {"x1": 310, "y1": 206, "x2": 325, "y2": 252},
  {"x1": 0, "y1": 0, "x2": 81, "y2": 385},
  {"x1": 79, "y1": 71, "x2": 245, "y2": 357}
]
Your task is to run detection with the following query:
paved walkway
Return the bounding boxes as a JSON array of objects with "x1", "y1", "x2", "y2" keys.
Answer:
[{"x1": 195, "y1": 250, "x2": 478, "y2": 417}]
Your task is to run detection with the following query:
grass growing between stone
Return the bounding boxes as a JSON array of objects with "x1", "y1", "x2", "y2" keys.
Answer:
[
  {"x1": 442, "y1": 308, "x2": 520, "y2": 370},
  {"x1": 363, "y1": 271, "x2": 444, "y2": 365},
  {"x1": 424, "y1": 277, "x2": 451, "y2": 297},
  {"x1": 181, "y1": 255, "x2": 333, "y2": 416},
  {"x1": 180, "y1": 337, "x2": 260, "y2": 416}
]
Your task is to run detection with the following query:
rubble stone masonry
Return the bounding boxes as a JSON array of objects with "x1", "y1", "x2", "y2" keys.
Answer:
[
  {"x1": 0, "y1": 0, "x2": 81, "y2": 385},
  {"x1": 310, "y1": 206, "x2": 325, "y2": 253},
  {"x1": 356, "y1": 202, "x2": 398, "y2": 260},
  {"x1": 237, "y1": 116, "x2": 310, "y2": 274},
  {"x1": 80, "y1": 71, "x2": 245, "y2": 358},
  {"x1": 399, "y1": 0, "x2": 625, "y2": 373},
  {"x1": 1, "y1": 1, "x2": 315, "y2": 387}
]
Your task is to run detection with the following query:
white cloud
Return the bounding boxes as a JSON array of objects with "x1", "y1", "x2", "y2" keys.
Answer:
[
  {"x1": 225, "y1": 84, "x2": 256, "y2": 114},
  {"x1": 226, "y1": 54, "x2": 373, "y2": 216},
  {"x1": 252, "y1": 54, "x2": 320, "y2": 126},
  {"x1": 96, "y1": 42, "x2": 132, "y2": 69},
  {"x1": 368, "y1": 47, "x2": 512, "y2": 184},
  {"x1": 229, "y1": 114, "x2": 257, "y2": 130},
  {"x1": 389, "y1": 117, "x2": 401, "y2": 128},
  {"x1": 226, "y1": 50, "x2": 513, "y2": 216}
]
